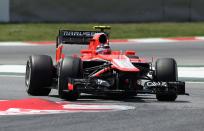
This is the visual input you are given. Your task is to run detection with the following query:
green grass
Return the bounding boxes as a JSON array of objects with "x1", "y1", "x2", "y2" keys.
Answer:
[{"x1": 1, "y1": 23, "x2": 204, "y2": 41}]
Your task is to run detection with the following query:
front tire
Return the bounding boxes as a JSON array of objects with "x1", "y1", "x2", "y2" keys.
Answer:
[
  {"x1": 156, "y1": 90, "x2": 177, "y2": 101},
  {"x1": 155, "y1": 58, "x2": 178, "y2": 82},
  {"x1": 155, "y1": 58, "x2": 178, "y2": 101},
  {"x1": 25, "y1": 55, "x2": 53, "y2": 96},
  {"x1": 58, "y1": 57, "x2": 81, "y2": 100}
]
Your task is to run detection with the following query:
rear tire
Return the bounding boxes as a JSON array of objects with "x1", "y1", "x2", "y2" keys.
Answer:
[
  {"x1": 155, "y1": 58, "x2": 178, "y2": 101},
  {"x1": 25, "y1": 55, "x2": 53, "y2": 96},
  {"x1": 58, "y1": 57, "x2": 81, "y2": 101}
]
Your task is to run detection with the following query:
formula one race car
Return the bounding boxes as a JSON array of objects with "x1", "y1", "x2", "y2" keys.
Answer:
[{"x1": 25, "y1": 26, "x2": 187, "y2": 101}]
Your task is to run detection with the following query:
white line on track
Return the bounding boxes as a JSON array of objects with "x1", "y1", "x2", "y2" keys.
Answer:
[
  {"x1": 1, "y1": 38, "x2": 204, "y2": 46},
  {"x1": 128, "y1": 38, "x2": 175, "y2": 43},
  {"x1": 0, "y1": 75, "x2": 24, "y2": 78},
  {"x1": 178, "y1": 67, "x2": 204, "y2": 78},
  {"x1": 0, "y1": 65, "x2": 204, "y2": 80},
  {"x1": 0, "y1": 42, "x2": 37, "y2": 46},
  {"x1": 186, "y1": 81, "x2": 204, "y2": 84},
  {"x1": 0, "y1": 65, "x2": 25, "y2": 73}
]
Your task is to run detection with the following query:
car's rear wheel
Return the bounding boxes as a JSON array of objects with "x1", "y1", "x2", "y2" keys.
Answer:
[
  {"x1": 25, "y1": 55, "x2": 53, "y2": 96},
  {"x1": 58, "y1": 57, "x2": 81, "y2": 101},
  {"x1": 155, "y1": 58, "x2": 178, "y2": 101}
]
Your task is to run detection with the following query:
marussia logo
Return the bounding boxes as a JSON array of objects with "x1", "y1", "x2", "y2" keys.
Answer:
[{"x1": 63, "y1": 31, "x2": 99, "y2": 37}]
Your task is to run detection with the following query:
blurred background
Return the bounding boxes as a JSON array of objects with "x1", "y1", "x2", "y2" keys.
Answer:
[
  {"x1": 1, "y1": 0, "x2": 204, "y2": 41},
  {"x1": 0, "y1": 0, "x2": 204, "y2": 23}
]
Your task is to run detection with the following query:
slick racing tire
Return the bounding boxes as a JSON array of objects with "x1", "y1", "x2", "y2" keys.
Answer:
[
  {"x1": 58, "y1": 57, "x2": 81, "y2": 101},
  {"x1": 25, "y1": 55, "x2": 53, "y2": 96},
  {"x1": 156, "y1": 90, "x2": 177, "y2": 101},
  {"x1": 155, "y1": 58, "x2": 178, "y2": 82},
  {"x1": 155, "y1": 58, "x2": 178, "y2": 101}
]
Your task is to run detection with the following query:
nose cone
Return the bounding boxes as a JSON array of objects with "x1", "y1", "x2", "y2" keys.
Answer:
[{"x1": 112, "y1": 56, "x2": 140, "y2": 72}]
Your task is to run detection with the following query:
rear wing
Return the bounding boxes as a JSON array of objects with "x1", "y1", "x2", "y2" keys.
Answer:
[{"x1": 57, "y1": 30, "x2": 108, "y2": 45}]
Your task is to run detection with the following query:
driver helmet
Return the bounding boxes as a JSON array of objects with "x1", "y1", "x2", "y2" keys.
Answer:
[{"x1": 96, "y1": 43, "x2": 111, "y2": 54}]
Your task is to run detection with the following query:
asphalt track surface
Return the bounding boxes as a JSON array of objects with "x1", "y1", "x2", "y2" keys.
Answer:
[{"x1": 0, "y1": 41, "x2": 204, "y2": 131}]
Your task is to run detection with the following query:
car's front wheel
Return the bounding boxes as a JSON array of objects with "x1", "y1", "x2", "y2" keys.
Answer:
[
  {"x1": 155, "y1": 58, "x2": 178, "y2": 101},
  {"x1": 58, "y1": 57, "x2": 81, "y2": 100}
]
